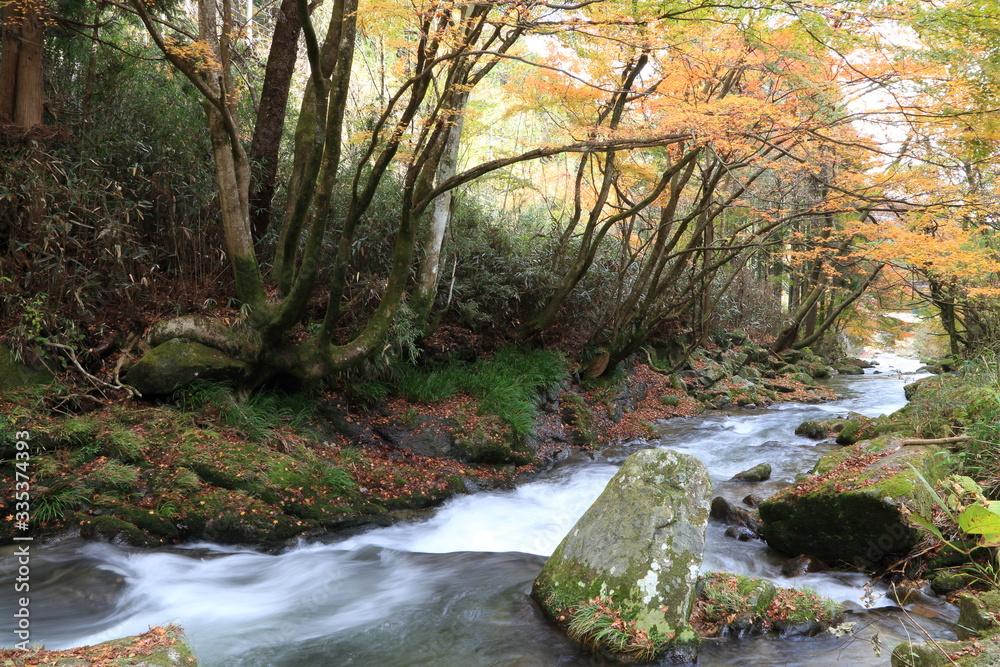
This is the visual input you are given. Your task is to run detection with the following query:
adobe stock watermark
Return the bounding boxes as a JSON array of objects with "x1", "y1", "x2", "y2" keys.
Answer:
[{"x1": 11, "y1": 429, "x2": 32, "y2": 650}]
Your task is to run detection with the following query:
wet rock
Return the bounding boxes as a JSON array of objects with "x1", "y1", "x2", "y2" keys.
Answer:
[
  {"x1": 742, "y1": 494, "x2": 764, "y2": 508},
  {"x1": 836, "y1": 364, "x2": 865, "y2": 375},
  {"x1": 724, "y1": 526, "x2": 757, "y2": 541},
  {"x1": 532, "y1": 448, "x2": 711, "y2": 664},
  {"x1": 795, "y1": 420, "x2": 828, "y2": 439},
  {"x1": 710, "y1": 496, "x2": 762, "y2": 537},
  {"x1": 780, "y1": 555, "x2": 827, "y2": 577},
  {"x1": 888, "y1": 582, "x2": 925, "y2": 606},
  {"x1": 732, "y1": 462, "x2": 772, "y2": 482}
]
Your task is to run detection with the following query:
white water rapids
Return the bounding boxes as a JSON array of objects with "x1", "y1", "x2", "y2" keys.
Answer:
[{"x1": 1, "y1": 353, "x2": 961, "y2": 665}]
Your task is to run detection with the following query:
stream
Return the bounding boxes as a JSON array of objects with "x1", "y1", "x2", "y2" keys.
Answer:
[{"x1": 1, "y1": 353, "x2": 961, "y2": 665}]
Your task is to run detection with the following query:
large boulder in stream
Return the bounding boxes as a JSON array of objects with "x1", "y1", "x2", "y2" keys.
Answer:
[
  {"x1": 532, "y1": 448, "x2": 712, "y2": 663},
  {"x1": 759, "y1": 439, "x2": 947, "y2": 567}
]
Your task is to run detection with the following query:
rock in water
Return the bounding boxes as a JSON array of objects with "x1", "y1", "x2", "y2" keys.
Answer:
[
  {"x1": 532, "y1": 448, "x2": 712, "y2": 663},
  {"x1": 732, "y1": 462, "x2": 772, "y2": 482}
]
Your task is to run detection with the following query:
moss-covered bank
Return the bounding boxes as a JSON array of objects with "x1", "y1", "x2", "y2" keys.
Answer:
[{"x1": 0, "y1": 625, "x2": 195, "y2": 666}]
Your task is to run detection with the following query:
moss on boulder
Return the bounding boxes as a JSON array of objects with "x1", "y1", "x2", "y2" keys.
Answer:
[
  {"x1": 732, "y1": 462, "x2": 771, "y2": 482},
  {"x1": 759, "y1": 440, "x2": 947, "y2": 567},
  {"x1": 127, "y1": 337, "x2": 251, "y2": 396},
  {"x1": 0, "y1": 343, "x2": 52, "y2": 392},
  {"x1": 532, "y1": 448, "x2": 712, "y2": 663}
]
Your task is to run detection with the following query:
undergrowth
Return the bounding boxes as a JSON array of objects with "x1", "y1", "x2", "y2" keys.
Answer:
[
  {"x1": 177, "y1": 380, "x2": 319, "y2": 441},
  {"x1": 353, "y1": 346, "x2": 567, "y2": 438}
]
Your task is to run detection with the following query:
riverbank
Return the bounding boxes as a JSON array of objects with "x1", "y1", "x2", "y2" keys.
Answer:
[{"x1": 0, "y1": 333, "x2": 842, "y2": 550}]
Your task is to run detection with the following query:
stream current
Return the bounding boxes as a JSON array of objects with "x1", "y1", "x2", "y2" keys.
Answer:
[{"x1": 1, "y1": 353, "x2": 961, "y2": 665}]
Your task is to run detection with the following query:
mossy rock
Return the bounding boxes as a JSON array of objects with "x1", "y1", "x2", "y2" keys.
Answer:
[
  {"x1": 957, "y1": 591, "x2": 1000, "y2": 640},
  {"x1": 892, "y1": 639, "x2": 1000, "y2": 666},
  {"x1": 532, "y1": 449, "x2": 711, "y2": 663},
  {"x1": 795, "y1": 420, "x2": 828, "y2": 439},
  {"x1": 79, "y1": 515, "x2": 157, "y2": 547},
  {"x1": 789, "y1": 372, "x2": 814, "y2": 386},
  {"x1": 560, "y1": 393, "x2": 599, "y2": 449},
  {"x1": 803, "y1": 362, "x2": 833, "y2": 379},
  {"x1": 732, "y1": 463, "x2": 771, "y2": 482},
  {"x1": 127, "y1": 337, "x2": 251, "y2": 396},
  {"x1": 904, "y1": 375, "x2": 943, "y2": 402},
  {"x1": 836, "y1": 364, "x2": 865, "y2": 375},
  {"x1": 692, "y1": 572, "x2": 843, "y2": 638},
  {"x1": 759, "y1": 441, "x2": 947, "y2": 566},
  {"x1": 0, "y1": 343, "x2": 53, "y2": 392},
  {"x1": 835, "y1": 417, "x2": 879, "y2": 445},
  {"x1": 929, "y1": 569, "x2": 971, "y2": 595}
]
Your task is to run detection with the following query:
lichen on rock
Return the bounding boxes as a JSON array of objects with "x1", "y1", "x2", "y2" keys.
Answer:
[{"x1": 532, "y1": 448, "x2": 712, "y2": 663}]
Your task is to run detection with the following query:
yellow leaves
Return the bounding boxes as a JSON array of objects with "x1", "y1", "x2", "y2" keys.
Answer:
[{"x1": 163, "y1": 38, "x2": 221, "y2": 75}]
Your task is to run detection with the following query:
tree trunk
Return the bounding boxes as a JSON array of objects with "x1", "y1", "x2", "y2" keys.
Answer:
[
  {"x1": 791, "y1": 264, "x2": 883, "y2": 350},
  {"x1": 0, "y1": 0, "x2": 44, "y2": 128},
  {"x1": 248, "y1": 0, "x2": 302, "y2": 244},
  {"x1": 411, "y1": 90, "x2": 469, "y2": 328}
]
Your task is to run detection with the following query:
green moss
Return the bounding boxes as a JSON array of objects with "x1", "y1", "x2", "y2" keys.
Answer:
[
  {"x1": 79, "y1": 515, "x2": 156, "y2": 547},
  {"x1": 761, "y1": 443, "x2": 945, "y2": 565},
  {"x1": 560, "y1": 393, "x2": 598, "y2": 448},
  {"x1": 892, "y1": 639, "x2": 1000, "y2": 667},
  {"x1": 84, "y1": 461, "x2": 140, "y2": 494}
]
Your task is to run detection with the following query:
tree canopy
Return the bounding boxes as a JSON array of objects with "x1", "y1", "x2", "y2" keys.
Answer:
[{"x1": 4, "y1": 0, "x2": 1000, "y2": 390}]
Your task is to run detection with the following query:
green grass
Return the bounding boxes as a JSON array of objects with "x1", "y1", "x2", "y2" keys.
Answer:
[
  {"x1": 392, "y1": 346, "x2": 567, "y2": 438},
  {"x1": 178, "y1": 380, "x2": 319, "y2": 440},
  {"x1": 33, "y1": 482, "x2": 86, "y2": 524},
  {"x1": 566, "y1": 598, "x2": 666, "y2": 662}
]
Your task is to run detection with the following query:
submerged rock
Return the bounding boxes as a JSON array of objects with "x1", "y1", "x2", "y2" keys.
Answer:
[
  {"x1": 532, "y1": 448, "x2": 712, "y2": 663},
  {"x1": 759, "y1": 439, "x2": 947, "y2": 567}
]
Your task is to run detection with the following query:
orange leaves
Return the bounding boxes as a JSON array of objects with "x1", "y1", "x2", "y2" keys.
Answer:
[{"x1": 163, "y1": 37, "x2": 221, "y2": 75}]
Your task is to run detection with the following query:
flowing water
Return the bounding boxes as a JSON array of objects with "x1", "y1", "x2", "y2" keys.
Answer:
[{"x1": 1, "y1": 353, "x2": 961, "y2": 665}]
